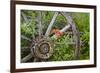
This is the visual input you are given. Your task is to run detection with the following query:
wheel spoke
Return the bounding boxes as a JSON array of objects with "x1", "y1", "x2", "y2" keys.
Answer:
[
  {"x1": 36, "y1": 11, "x2": 42, "y2": 37},
  {"x1": 21, "y1": 53, "x2": 33, "y2": 63},
  {"x1": 21, "y1": 12, "x2": 29, "y2": 24},
  {"x1": 60, "y1": 12, "x2": 72, "y2": 24},
  {"x1": 45, "y1": 12, "x2": 59, "y2": 36},
  {"x1": 21, "y1": 35, "x2": 31, "y2": 42},
  {"x1": 60, "y1": 24, "x2": 71, "y2": 33}
]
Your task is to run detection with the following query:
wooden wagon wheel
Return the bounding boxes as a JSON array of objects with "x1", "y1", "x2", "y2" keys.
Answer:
[{"x1": 21, "y1": 11, "x2": 80, "y2": 62}]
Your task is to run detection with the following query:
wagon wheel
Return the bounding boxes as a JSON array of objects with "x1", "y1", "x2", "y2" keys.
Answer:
[{"x1": 21, "y1": 11, "x2": 80, "y2": 62}]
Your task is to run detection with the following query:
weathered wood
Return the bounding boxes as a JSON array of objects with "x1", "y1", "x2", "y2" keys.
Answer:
[
  {"x1": 36, "y1": 11, "x2": 43, "y2": 37},
  {"x1": 38, "y1": 11, "x2": 42, "y2": 37},
  {"x1": 21, "y1": 53, "x2": 33, "y2": 63},
  {"x1": 45, "y1": 12, "x2": 59, "y2": 36},
  {"x1": 21, "y1": 12, "x2": 29, "y2": 24},
  {"x1": 21, "y1": 35, "x2": 31, "y2": 42},
  {"x1": 60, "y1": 24, "x2": 71, "y2": 33}
]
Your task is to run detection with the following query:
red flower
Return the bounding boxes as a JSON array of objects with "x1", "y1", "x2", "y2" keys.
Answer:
[{"x1": 52, "y1": 29, "x2": 63, "y2": 38}]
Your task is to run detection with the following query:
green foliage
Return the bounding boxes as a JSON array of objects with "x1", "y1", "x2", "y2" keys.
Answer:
[
  {"x1": 72, "y1": 12, "x2": 90, "y2": 32},
  {"x1": 80, "y1": 31, "x2": 90, "y2": 59},
  {"x1": 50, "y1": 35, "x2": 74, "y2": 61},
  {"x1": 21, "y1": 10, "x2": 36, "y2": 38},
  {"x1": 72, "y1": 12, "x2": 90, "y2": 60}
]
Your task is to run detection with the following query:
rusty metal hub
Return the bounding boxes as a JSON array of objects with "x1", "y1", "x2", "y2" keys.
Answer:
[
  {"x1": 33, "y1": 37, "x2": 53, "y2": 60},
  {"x1": 39, "y1": 43, "x2": 50, "y2": 54}
]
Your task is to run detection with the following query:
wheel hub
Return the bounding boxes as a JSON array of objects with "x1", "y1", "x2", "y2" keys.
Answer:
[
  {"x1": 32, "y1": 37, "x2": 53, "y2": 60},
  {"x1": 39, "y1": 43, "x2": 50, "y2": 54}
]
